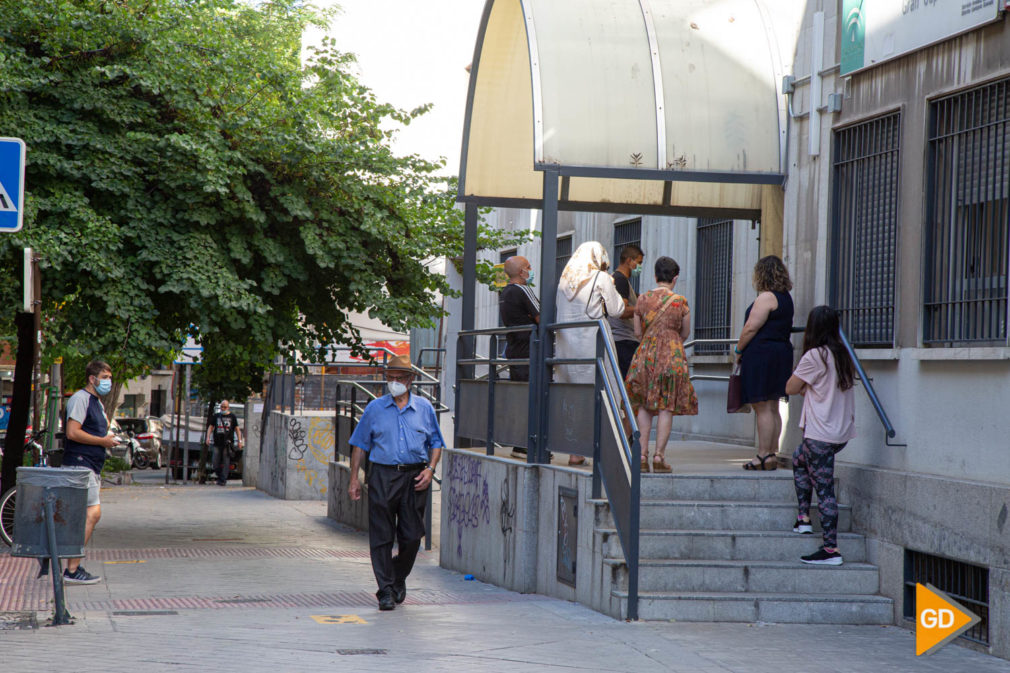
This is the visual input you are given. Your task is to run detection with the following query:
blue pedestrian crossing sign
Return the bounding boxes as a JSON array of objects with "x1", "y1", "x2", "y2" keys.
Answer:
[{"x1": 0, "y1": 137, "x2": 26, "y2": 233}]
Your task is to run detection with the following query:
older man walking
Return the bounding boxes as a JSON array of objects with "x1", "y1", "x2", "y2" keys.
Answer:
[{"x1": 348, "y1": 354, "x2": 444, "y2": 611}]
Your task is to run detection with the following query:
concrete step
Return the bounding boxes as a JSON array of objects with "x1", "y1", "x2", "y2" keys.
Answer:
[
  {"x1": 640, "y1": 473, "x2": 829, "y2": 502},
  {"x1": 613, "y1": 590, "x2": 894, "y2": 624},
  {"x1": 597, "y1": 528, "x2": 867, "y2": 563},
  {"x1": 605, "y1": 558, "x2": 880, "y2": 594},
  {"x1": 628, "y1": 500, "x2": 851, "y2": 532}
]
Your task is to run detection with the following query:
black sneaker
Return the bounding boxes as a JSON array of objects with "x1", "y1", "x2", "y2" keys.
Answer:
[
  {"x1": 376, "y1": 589, "x2": 395, "y2": 611},
  {"x1": 63, "y1": 566, "x2": 102, "y2": 585},
  {"x1": 801, "y1": 547, "x2": 843, "y2": 566},
  {"x1": 392, "y1": 581, "x2": 406, "y2": 604},
  {"x1": 793, "y1": 518, "x2": 813, "y2": 534}
]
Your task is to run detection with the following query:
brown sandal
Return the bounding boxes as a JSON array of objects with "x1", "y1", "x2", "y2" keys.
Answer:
[
  {"x1": 568, "y1": 456, "x2": 586, "y2": 466},
  {"x1": 640, "y1": 459, "x2": 650, "y2": 473},
  {"x1": 742, "y1": 454, "x2": 778, "y2": 471},
  {"x1": 652, "y1": 458, "x2": 672, "y2": 474}
]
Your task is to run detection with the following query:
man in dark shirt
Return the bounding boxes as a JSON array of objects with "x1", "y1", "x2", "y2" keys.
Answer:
[
  {"x1": 205, "y1": 400, "x2": 244, "y2": 486},
  {"x1": 62, "y1": 359, "x2": 120, "y2": 585},
  {"x1": 498, "y1": 255, "x2": 540, "y2": 382},
  {"x1": 610, "y1": 244, "x2": 645, "y2": 379}
]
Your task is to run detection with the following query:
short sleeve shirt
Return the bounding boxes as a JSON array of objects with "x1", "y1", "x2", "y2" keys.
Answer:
[
  {"x1": 63, "y1": 388, "x2": 109, "y2": 474},
  {"x1": 348, "y1": 393, "x2": 446, "y2": 466},
  {"x1": 793, "y1": 347, "x2": 856, "y2": 443},
  {"x1": 209, "y1": 412, "x2": 239, "y2": 446},
  {"x1": 608, "y1": 271, "x2": 638, "y2": 343}
]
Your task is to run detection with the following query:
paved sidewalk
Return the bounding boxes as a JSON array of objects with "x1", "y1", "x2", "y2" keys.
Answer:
[{"x1": 1, "y1": 474, "x2": 1007, "y2": 673}]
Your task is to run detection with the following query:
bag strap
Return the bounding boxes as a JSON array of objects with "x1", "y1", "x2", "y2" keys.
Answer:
[
  {"x1": 642, "y1": 291, "x2": 678, "y2": 340},
  {"x1": 585, "y1": 271, "x2": 609, "y2": 320}
]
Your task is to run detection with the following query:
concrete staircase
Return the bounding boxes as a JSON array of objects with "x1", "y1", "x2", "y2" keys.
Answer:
[{"x1": 593, "y1": 472, "x2": 893, "y2": 623}]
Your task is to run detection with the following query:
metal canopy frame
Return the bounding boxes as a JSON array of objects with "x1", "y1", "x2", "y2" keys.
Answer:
[{"x1": 454, "y1": 0, "x2": 798, "y2": 622}]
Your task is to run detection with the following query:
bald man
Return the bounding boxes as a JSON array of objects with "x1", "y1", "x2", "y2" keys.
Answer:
[{"x1": 498, "y1": 256, "x2": 540, "y2": 382}]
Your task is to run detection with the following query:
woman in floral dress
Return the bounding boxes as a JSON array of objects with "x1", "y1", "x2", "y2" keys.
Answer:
[{"x1": 626, "y1": 256, "x2": 698, "y2": 473}]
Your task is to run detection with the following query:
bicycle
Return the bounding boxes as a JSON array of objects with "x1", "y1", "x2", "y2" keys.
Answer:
[{"x1": 0, "y1": 429, "x2": 57, "y2": 547}]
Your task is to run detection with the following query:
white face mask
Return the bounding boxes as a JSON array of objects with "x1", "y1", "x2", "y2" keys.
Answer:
[{"x1": 387, "y1": 380, "x2": 408, "y2": 397}]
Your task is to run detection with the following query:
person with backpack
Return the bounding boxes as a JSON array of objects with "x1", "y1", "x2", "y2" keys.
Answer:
[{"x1": 785, "y1": 306, "x2": 856, "y2": 566}]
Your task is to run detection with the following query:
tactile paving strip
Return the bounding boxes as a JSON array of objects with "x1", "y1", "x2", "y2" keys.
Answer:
[
  {"x1": 0, "y1": 556, "x2": 49, "y2": 611},
  {"x1": 87, "y1": 547, "x2": 374, "y2": 560},
  {"x1": 72, "y1": 588, "x2": 547, "y2": 612},
  {"x1": 2, "y1": 548, "x2": 535, "y2": 612}
]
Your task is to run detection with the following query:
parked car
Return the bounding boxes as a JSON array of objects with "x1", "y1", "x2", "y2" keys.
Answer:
[
  {"x1": 106, "y1": 420, "x2": 138, "y2": 466},
  {"x1": 115, "y1": 417, "x2": 165, "y2": 469}
]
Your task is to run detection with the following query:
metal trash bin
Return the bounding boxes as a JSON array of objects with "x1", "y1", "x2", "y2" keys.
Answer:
[{"x1": 11, "y1": 466, "x2": 90, "y2": 559}]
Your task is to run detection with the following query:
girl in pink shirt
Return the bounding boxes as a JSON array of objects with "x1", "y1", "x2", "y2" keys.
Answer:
[{"x1": 784, "y1": 306, "x2": 856, "y2": 566}]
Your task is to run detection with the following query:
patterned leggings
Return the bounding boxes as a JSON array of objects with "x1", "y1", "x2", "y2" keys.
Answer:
[{"x1": 792, "y1": 437, "x2": 847, "y2": 548}]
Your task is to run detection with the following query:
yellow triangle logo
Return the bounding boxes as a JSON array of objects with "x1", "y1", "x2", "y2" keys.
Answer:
[{"x1": 916, "y1": 583, "x2": 981, "y2": 655}]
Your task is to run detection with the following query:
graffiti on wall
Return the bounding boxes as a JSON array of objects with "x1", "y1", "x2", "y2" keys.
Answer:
[
  {"x1": 499, "y1": 475, "x2": 515, "y2": 575},
  {"x1": 446, "y1": 454, "x2": 491, "y2": 557},
  {"x1": 287, "y1": 416, "x2": 334, "y2": 496}
]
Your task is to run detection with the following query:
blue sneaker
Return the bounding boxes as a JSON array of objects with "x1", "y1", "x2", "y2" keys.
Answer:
[{"x1": 63, "y1": 566, "x2": 101, "y2": 585}]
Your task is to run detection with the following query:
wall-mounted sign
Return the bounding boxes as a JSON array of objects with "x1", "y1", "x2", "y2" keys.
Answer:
[{"x1": 841, "y1": 0, "x2": 1002, "y2": 76}]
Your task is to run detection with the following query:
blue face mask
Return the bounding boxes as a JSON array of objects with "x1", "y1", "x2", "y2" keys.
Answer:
[
  {"x1": 96, "y1": 378, "x2": 112, "y2": 395},
  {"x1": 526, "y1": 270, "x2": 535, "y2": 285},
  {"x1": 631, "y1": 266, "x2": 643, "y2": 278}
]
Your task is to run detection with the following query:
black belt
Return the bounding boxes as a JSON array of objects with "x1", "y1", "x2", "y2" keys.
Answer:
[{"x1": 374, "y1": 462, "x2": 426, "y2": 472}]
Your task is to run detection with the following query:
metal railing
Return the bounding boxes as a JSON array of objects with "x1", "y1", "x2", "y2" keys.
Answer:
[
  {"x1": 683, "y1": 330, "x2": 899, "y2": 443},
  {"x1": 456, "y1": 320, "x2": 643, "y2": 619},
  {"x1": 452, "y1": 319, "x2": 903, "y2": 621}
]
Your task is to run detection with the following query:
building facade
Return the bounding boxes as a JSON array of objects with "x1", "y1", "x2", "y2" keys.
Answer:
[{"x1": 441, "y1": 0, "x2": 1010, "y2": 658}]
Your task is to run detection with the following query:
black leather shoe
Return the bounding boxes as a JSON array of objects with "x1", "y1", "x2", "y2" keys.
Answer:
[
  {"x1": 392, "y1": 581, "x2": 406, "y2": 604},
  {"x1": 377, "y1": 590, "x2": 395, "y2": 611}
]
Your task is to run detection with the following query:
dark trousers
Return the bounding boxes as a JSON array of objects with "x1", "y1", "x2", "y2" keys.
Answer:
[
  {"x1": 367, "y1": 464, "x2": 429, "y2": 595},
  {"x1": 615, "y1": 339, "x2": 638, "y2": 381},
  {"x1": 507, "y1": 365, "x2": 529, "y2": 381},
  {"x1": 212, "y1": 443, "x2": 231, "y2": 484}
]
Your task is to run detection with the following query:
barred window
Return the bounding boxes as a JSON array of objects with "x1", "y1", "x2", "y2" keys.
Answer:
[
  {"x1": 924, "y1": 78, "x2": 1010, "y2": 344},
  {"x1": 830, "y1": 113, "x2": 900, "y2": 346},
  {"x1": 613, "y1": 219, "x2": 643, "y2": 293},
  {"x1": 694, "y1": 218, "x2": 733, "y2": 354},
  {"x1": 556, "y1": 235, "x2": 573, "y2": 285}
]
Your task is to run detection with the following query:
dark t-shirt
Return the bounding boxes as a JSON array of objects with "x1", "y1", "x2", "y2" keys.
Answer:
[
  {"x1": 209, "y1": 412, "x2": 239, "y2": 447},
  {"x1": 613, "y1": 271, "x2": 631, "y2": 300},
  {"x1": 498, "y1": 283, "x2": 540, "y2": 357},
  {"x1": 609, "y1": 270, "x2": 638, "y2": 343}
]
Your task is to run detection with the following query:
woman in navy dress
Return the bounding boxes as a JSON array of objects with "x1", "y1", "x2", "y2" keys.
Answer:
[{"x1": 734, "y1": 256, "x2": 794, "y2": 471}]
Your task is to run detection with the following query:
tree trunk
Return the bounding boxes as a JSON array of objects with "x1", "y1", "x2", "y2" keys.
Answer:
[
  {"x1": 197, "y1": 398, "x2": 217, "y2": 483},
  {"x1": 1, "y1": 313, "x2": 37, "y2": 495}
]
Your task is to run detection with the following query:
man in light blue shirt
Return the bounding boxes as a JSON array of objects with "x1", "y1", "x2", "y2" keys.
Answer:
[{"x1": 348, "y1": 354, "x2": 444, "y2": 611}]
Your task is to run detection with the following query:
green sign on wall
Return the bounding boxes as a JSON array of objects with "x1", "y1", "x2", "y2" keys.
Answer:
[{"x1": 840, "y1": 0, "x2": 866, "y2": 75}]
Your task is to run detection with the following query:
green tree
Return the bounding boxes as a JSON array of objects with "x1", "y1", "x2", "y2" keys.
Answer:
[{"x1": 0, "y1": 0, "x2": 527, "y2": 405}]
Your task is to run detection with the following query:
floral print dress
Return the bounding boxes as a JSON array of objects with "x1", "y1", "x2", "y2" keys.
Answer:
[{"x1": 625, "y1": 289, "x2": 699, "y2": 415}]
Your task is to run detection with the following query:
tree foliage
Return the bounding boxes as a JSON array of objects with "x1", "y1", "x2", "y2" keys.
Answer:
[{"x1": 0, "y1": 0, "x2": 527, "y2": 401}]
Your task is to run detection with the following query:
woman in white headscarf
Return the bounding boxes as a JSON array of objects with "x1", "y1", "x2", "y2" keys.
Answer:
[
  {"x1": 554, "y1": 241, "x2": 626, "y2": 385},
  {"x1": 553, "y1": 242, "x2": 626, "y2": 465}
]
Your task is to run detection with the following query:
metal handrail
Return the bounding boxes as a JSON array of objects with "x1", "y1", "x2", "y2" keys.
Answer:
[
  {"x1": 322, "y1": 345, "x2": 440, "y2": 384},
  {"x1": 547, "y1": 318, "x2": 641, "y2": 620},
  {"x1": 838, "y1": 329, "x2": 899, "y2": 442}
]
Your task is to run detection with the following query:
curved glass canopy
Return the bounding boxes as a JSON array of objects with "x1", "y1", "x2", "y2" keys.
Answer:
[{"x1": 458, "y1": 0, "x2": 802, "y2": 217}]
